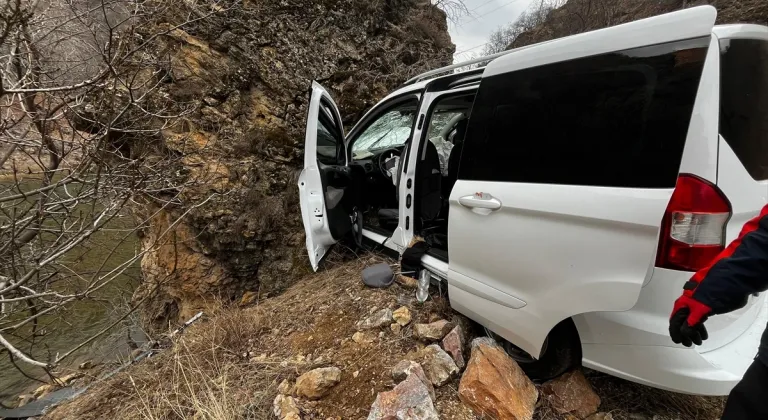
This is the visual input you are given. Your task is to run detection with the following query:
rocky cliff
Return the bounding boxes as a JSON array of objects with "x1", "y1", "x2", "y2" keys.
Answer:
[
  {"x1": 512, "y1": 0, "x2": 768, "y2": 48},
  {"x1": 124, "y1": 0, "x2": 454, "y2": 326}
]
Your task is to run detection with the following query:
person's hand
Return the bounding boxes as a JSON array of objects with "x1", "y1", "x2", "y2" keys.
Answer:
[{"x1": 669, "y1": 295, "x2": 712, "y2": 347}]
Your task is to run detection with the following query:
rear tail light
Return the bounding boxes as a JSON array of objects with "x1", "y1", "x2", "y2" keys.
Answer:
[{"x1": 656, "y1": 174, "x2": 732, "y2": 272}]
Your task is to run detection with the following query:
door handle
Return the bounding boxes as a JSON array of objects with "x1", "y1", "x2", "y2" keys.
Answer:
[{"x1": 459, "y1": 194, "x2": 502, "y2": 211}]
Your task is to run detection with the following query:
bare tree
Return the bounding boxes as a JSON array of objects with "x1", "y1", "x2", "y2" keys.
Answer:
[
  {"x1": 0, "y1": 0, "x2": 223, "y2": 384},
  {"x1": 480, "y1": 0, "x2": 565, "y2": 55},
  {"x1": 434, "y1": 0, "x2": 471, "y2": 24}
]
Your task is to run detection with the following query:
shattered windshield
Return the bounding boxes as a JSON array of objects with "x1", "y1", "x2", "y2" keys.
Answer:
[{"x1": 351, "y1": 106, "x2": 417, "y2": 159}]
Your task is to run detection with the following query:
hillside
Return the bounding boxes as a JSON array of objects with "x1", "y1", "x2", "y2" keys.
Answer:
[
  {"x1": 45, "y1": 253, "x2": 726, "y2": 420},
  {"x1": 99, "y1": 0, "x2": 456, "y2": 329},
  {"x1": 512, "y1": 0, "x2": 768, "y2": 48}
]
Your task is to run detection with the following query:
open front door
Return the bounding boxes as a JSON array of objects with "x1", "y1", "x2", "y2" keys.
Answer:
[
  {"x1": 447, "y1": 6, "x2": 717, "y2": 357},
  {"x1": 299, "y1": 82, "x2": 356, "y2": 270}
]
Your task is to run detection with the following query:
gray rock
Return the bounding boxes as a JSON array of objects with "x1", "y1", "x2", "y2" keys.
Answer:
[
  {"x1": 357, "y1": 309, "x2": 394, "y2": 330},
  {"x1": 413, "y1": 319, "x2": 455, "y2": 341},
  {"x1": 391, "y1": 360, "x2": 435, "y2": 400},
  {"x1": 367, "y1": 372, "x2": 438, "y2": 420},
  {"x1": 441, "y1": 325, "x2": 465, "y2": 369},
  {"x1": 420, "y1": 344, "x2": 459, "y2": 387}
]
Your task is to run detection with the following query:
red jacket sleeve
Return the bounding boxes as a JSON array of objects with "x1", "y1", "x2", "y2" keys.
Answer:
[{"x1": 686, "y1": 204, "x2": 768, "y2": 314}]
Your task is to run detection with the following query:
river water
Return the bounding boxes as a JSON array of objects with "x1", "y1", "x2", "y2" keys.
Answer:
[{"x1": 0, "y1": 179, "x2": 142, "y2": 404}]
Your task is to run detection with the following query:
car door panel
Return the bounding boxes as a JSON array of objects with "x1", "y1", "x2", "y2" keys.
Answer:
[
  {"x1": 447, "y1": 6, "x2": 717, "y2": 358},
  {"x1": 448, "y1": 181, "x2": 673, "y2": 355},
  {"x1": 299, "y1": 82, "x2": 352, "y2": 271}
]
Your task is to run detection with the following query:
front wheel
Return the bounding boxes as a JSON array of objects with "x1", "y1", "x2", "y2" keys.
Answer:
[{"x1": 484, "y1": 318, "x2": 581, "y2": 381}]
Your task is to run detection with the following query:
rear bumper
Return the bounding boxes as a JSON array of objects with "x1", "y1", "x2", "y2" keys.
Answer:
[
  {"x1": 574, "y1": 268, "x2": 767, "y2": 396},
  {"x1": 581, "y1": 297, "x2": 766, "y2": 395}
]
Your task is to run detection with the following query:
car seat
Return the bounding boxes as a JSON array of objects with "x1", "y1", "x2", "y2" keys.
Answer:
[
  {"x1": 377, "y1": 139, "x2": 442, "y2": 230},
  {"x1": 444, "y1": 119, "x2": 467, "y2": 199}
]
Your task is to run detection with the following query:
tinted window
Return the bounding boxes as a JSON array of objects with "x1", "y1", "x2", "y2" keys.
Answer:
[
  {"x1": 459, "y1": 38, "x2": 709, "y2": 188},
  {"x1": 720, "y1": 39, "x2": 768, "y2": 180},
  {"x1": 317, "y1": 100, "x2": 342, "y2": 165}
]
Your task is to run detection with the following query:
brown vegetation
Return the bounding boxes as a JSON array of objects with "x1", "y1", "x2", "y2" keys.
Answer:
[
  {"x1": 511, "y1": 0, "x2": 768, "y2": 48},
  {"x1": 46, "y1": 251, "x2": 725, "y2": 420}
]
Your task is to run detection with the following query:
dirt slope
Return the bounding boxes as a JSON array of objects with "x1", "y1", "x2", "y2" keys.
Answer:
[{"x1": 45, "y1": 253, "x2": 725, "y2": 420}]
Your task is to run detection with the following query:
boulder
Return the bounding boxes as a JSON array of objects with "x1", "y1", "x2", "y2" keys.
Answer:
[
  {"x1": 420, "y1": 344, "x2": 459, "y2": 387},
  {"x1": 294, "y1": 367, "x2": 342, "y2": 400},
  {"x1": 459, "y1": 337, "x2": 538, "y2": 420},
  {"x1": 391, "y1": 360, "x2": 435, "y2": 400},
  {"x1": 367, "y1": 372, "x2": 439, "y2": 420},
  {"x1": 541, "y1": 370, "x2": 601, "y2": 419},
  {"x1": 392, "y1": 306, "x2": 412, "y2": 327},
  {"x1": 413, "y1": 320, "x2": 455, "y2": 341},
  {"x1": 273, "y1": 394, "x2": 301, "y2": 420},
  {"x1": 442, "y1": 325, "x2": 465, "y2": 369},
  {"x1": 357, "y1": 309, "x2": 394, "y2": 330}
]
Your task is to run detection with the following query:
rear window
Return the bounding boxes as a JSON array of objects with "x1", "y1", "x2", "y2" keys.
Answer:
[
  {"x1": 720, "y1": 38, "x2": 768, "y2": 180},
  {"x1": 459, "y1": 38, "x2": 709, "y2": 188}
]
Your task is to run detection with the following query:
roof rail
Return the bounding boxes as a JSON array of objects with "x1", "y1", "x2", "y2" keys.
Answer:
[
  {"x1": 403, "y1": 39, "x2": 561, "y2": 86},
  {"x1": 403, "y1": 47, "x2": 521, "y2": 86}
]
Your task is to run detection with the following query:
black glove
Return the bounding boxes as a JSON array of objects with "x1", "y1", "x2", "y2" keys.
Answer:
[{"x1": 669, "y1": 307, "x2": 709, "y2": 347}]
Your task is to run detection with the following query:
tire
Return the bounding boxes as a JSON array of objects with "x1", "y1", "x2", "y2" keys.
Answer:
[{"x1": 484, "y1": 318, "x2": 582, "y2": 382}]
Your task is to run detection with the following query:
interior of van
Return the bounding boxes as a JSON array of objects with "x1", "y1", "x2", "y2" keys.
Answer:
[{"x1": 346, "y1": 91, "x2": 477, "y2": 259}]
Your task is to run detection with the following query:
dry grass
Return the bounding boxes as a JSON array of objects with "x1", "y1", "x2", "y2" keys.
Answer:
[
  {"x1": 584, "y1": 369, "x2": 725, "y2": 420},
  {"x1": 46, "y1": 252, "x2": 463, "y2": 420},
  {"x1": 46, "y1": 251, "x2": 725, "y2": 420}
]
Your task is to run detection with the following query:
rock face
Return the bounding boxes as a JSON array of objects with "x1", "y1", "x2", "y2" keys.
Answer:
[
  {"x1": 442, "y1": 325, "x2": 466, "y2": 369},
  {"x1": 413, "y1": 320, "x2": 455, "y2": 341},
  {"x1": 110, "y1": 0, "x2": 454, "y2": 327},
  {"x1": 420, "y1": 344, "x2": 459, "y2": 387},
  {"x1": 358, "y1": 309, "x2": 394, "y2": 330},
  {"x1": 541, "y1": 370, "x2": 601, "y2": 419},
  {"x1": 459, "y1": 337, "x2": 538, "y2": 420},
  {"x1": 368, "y1": 372, "x2": 439, "y2": 420},
  {"x1": 294, "y1": 367, "x2": 342, "y2": 400}
]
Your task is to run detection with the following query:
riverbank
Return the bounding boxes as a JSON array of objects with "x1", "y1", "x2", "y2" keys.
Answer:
[
  {"x1": 0, "y1": 172, "x2": 143, "y2": 404},
  {"x1": 43, "y1": 253, "x2": 725, "y2": 420}
]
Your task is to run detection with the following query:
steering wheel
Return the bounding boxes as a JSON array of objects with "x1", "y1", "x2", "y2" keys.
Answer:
[{"x1": 377, "y1": 148, "x2": 402, "y2": 179}]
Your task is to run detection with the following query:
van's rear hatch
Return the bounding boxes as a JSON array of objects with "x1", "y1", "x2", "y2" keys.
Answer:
[{"x1": 701, "y1": 29, "x2": 768, "y2": 352}]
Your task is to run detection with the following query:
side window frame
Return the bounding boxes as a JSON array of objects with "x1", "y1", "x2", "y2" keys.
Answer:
[
  {"x1": 416, "y1": 87, "x2": 478, "y2": 163},
  {"x1": 459, "y1": 37, "x2": 710, "y2": 189},
  {"x1": 345, "y1": 93, "x2": 421, "y2": 159},
  {"x1": 317, "y1": 97, "x2": 345, "y2": 166}
]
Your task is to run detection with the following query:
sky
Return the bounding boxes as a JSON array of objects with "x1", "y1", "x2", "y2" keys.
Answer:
[{"x1": 447, "y1": 0, "x2": 535, "y2": 63}]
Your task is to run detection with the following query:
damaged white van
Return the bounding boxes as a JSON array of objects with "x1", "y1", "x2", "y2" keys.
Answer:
[{"x1": 298, "y1": 6, "x2": 768, "y2": 396}]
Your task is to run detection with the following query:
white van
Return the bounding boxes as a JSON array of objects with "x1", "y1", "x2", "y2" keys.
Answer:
[{"x1": 298, "y1": 6, "x2": 768, "y2": 396}]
